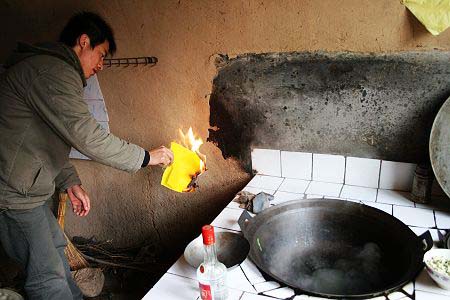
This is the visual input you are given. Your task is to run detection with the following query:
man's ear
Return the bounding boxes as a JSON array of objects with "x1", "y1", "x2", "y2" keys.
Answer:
[{"x1": 77, "y1": 34, "x2": 90, "y2": 49}]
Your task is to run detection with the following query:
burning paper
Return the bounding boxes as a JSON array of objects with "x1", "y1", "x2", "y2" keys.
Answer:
[{"x1": 161, "y1": 128, "x2": 206, "y2": 192}]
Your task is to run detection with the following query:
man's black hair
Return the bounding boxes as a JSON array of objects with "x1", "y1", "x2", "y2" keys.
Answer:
[{"x1": 59, "y1": 11, "x2": 116, "y2": 56}]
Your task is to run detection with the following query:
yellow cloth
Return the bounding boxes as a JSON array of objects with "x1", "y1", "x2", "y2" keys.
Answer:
[
  {"x1": 402, "y1": 0, "x2": 450, "y2": 35},
  {"x1": 161, "y1": 142, "x2": 202, "y2": 193}
]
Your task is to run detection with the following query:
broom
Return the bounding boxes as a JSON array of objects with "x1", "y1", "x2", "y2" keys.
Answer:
[{"x1": 57, "y1": 192, "x2": 89, "y2": 270}]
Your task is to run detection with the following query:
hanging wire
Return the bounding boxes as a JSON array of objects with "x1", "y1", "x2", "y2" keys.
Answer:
[{"x1": 103, "y1": 57, "x2": 158, "y2": 68}]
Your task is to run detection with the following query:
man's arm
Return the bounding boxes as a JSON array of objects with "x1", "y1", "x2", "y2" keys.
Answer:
[
  {"x1": 55, "y1": 161, "x2": 90, "y2": 216},
  {"x1": 25, "y1": 61, "x2": 145, "y2": 173},
  {"x1": 54, "y1": 161, "x2": 81, "y2": 191}
]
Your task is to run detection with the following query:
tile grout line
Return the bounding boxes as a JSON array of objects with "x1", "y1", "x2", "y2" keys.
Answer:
[
  {"x1": 343, "y1": 156, "x2": 347, "y2": 185},
  {"x1": 304, "y1": 180, "x2": 312, "y2": 195},
  {"x1": 279, "y1": 150, "x2": 282, "y2": 178},
  {"x1": 238, "y1": 264, "x2": 257, "y2": 295},
  {"x1": 338, "y1": 183, "x2": 344, "y2": 198},
  {"x1": 433, "y1": 210, "x2": 437, "y2": 229},
  {"x1": 377, "y1": 160, "x2": 383, "y2": 190}
]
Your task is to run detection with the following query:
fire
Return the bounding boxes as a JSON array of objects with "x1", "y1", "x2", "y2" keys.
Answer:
[
  {"x1": 180, "y1": 127, "x2": 202, "y2": 153},
  {"x1": 179, "y1": 127, "x2": 207, "y2": 191}
]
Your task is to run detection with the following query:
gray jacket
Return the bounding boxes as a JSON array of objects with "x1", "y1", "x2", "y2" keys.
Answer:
[{"x1": 0, "y1": 42, "x2": 145, "y2": 209}]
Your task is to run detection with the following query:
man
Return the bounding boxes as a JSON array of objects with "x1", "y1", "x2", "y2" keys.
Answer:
[{"x1": 0, "y1": 11, "x2": 173, "y2": 299}]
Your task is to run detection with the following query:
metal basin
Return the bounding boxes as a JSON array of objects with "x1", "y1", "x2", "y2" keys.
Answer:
[
  {"x1": 430, "y1": 95, "x2": 450, "y2": 199},
  {"x1": 184, "y1": 231, "x2": 249, "y2": 270}
]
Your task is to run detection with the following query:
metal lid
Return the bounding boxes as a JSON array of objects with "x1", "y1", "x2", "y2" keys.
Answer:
[{"x1": 430, "y1": 96, "x2": 450, "y2": 199}]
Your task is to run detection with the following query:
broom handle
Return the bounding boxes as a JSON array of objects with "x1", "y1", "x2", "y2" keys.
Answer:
[{"x1": 57, "y1": 192, "x2": 68, "y2": 230}]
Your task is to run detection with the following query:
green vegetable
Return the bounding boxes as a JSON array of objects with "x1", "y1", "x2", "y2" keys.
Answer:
[{"x1": 428, "y1": 256, "x2": 450, "y2": 276}]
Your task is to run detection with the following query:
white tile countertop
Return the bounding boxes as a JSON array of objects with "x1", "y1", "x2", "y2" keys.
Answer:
[{"x1": 144, "y1": 150, "x2": 450, "y2": 300}]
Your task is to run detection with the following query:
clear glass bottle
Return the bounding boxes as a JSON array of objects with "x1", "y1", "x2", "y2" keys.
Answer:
[{"x1": 197, "y1": 225, "x2": 228, "y2": 300}]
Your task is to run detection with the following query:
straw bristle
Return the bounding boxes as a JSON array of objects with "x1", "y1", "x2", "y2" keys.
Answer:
[
  {"x1": 57, "y1": 192, "x2": 89, "y2": 270},
  {"x1": 64, "y1": 232, "x2": 89, "y2": 270}
]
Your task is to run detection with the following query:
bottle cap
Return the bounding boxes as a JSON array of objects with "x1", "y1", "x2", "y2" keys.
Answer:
[{"x1": 202, "y1": 225, "x2": 215, "y2": 245}]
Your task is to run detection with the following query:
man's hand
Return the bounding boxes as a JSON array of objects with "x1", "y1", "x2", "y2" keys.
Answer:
[
  {"x1": 67, "y1": 184, "x2": 91, "y2": 217},
  {"x1": 148, "y1": 146, "x2": 174, "y2": 167}
]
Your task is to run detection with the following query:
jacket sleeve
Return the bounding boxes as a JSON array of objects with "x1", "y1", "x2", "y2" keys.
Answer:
[
  {"x1": 25, "y1": 62, "x2": 145, "y2": 173},
  {"x1": 55, "y1": 161, "x2": 82, "y2": 191}
]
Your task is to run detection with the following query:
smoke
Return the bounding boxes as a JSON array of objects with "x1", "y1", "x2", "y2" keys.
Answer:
[
  {"x1": 269, "y1": 242, "x2": 386, "y2": 295},
  {"x1": 301, "y1": 242, "x2": 383, "y2": 294}
]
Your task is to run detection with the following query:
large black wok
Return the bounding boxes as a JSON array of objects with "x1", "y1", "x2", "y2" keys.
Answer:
[{"x1": 238, "y1": 199, "x2": 432, "y2": 298}]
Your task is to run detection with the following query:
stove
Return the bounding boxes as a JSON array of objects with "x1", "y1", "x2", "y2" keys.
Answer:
[{"x1": 145, "y1": 150, "x2": 450, "y2": 300}]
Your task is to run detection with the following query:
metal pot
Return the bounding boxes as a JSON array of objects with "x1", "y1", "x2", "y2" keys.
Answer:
[
  {"x1": 184, "y1": 231, "x2": 249, "y2": 270},
  {"x1": 238, "y1": 199, "x2": 432, "y2": 299}
]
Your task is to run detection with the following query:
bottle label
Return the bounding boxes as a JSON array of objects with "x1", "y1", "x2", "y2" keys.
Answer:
[{"x1": 199, "y1": 282, "x2": 212, "y2": 300}]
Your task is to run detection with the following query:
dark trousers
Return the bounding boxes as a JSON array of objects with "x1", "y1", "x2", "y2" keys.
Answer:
[{"x1": 0, "y1": 204, "x2": 83, "y2": 300}]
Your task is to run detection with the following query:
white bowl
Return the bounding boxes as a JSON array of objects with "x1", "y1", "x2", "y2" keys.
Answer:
[{"x1": 424, "y1": 249, "x2": 450, "y2": 290}]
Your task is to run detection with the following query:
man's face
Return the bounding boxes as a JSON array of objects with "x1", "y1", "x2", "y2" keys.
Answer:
[{"x1": 78, "y1": 39, "x2": 109, "y2": 79}]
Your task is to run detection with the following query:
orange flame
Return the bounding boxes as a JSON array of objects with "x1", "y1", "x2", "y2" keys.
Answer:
[
  {"x1": 179, "y1": 127, "x2": 207, "y2": 173},
  {"x1": 180, "y1": 127, "x2": 202, "y2": 152}
]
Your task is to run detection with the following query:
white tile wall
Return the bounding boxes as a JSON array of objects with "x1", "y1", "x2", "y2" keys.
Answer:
[
  {"x1": 246, "y1": 175, "x2": 284, "y2": 190},
  {"x1": 211, "y1": 208, "x2": 243, "y2": 231},
  {"x1": 227, "y1": 201, "x2": 243, "y2": 210},
  {"x1": 379, "y1": 161, "x2": 416, "y2": 191},
  {"x1": 142, "y1": 273, "x2": 198, "y2": 300},
  {"x1": 306, "y1": 181, "x2": 342, "y2": 197},
  {"x1": 167, "y1": 256, "x2": 196, "y2": 279},
  {"x1": 263, "y1": 287, "x2": 295, "y2": 298},
  {"x1": 241, "y1": 293, "x2": 274, "y2": 300},
  {"x1": 312, "y1": 153, "x2": 345, "y2": 183},
  {"x1": 87, "y1": 100, "x2": 109, "y2": 122},
  {"x1": 387, "y1": 291, "x2": 407, "y2": 300},
  {"x1": 281, "y1": 151, "x2": 312, "y2": 180},
  {"x1": 249, "y1": 150, "x2": 422, "y2": 194},
  {"x1": 393, "y1": 206, "x2": 435, "y2": 227},
  {"x1": 403, "y1": 282, "x2": 414, "y2": 295},
  {"x1": 227, "y1": 267, "x2": 257, "y2": 293},
  {"x1": 416, "y1": 290, "x2": 450, "y2": 300},
  {"x1": 251, "y1": 149, "x2": 281, "y2": 176},
  {"x1": 240, "y1": 258, "x2": 265, "y2": 285},
  {"x1": 253, "y1": 281, "x2": 280, "y2": 293},
  {"x1": 272, "y1": 191, "x2": 304, "y2": 205},
  {"x1": 361, "y1": 201, "x2": 393, "y2": 215},
  {"x1": 305, "y1": 194, "x2": 325, "y2": 199},
  {"x1": 83, "y1": 74, "x2": 105, "y2": 99},
  {"x1": 435, "y1": 210, "x2": 450, "y2": 229},
  {"x1": 242, "y1": 186, "x2": 276, "y2": 195},
  {"x1": 340, "y1": 185, "x2": 377, "y2": 202},
  {"x1": 377, "y1": 189, "x2": 415, "y2": 207},
  {"x1": 278, "y1": 178, "x2": 310, "y2": 194},
  {"x1": 345, "y1": 157, "x2": 380, "y2": 188},
  {"x1": 228, "y1": 289, "x2": 245, "y2": 300}
]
